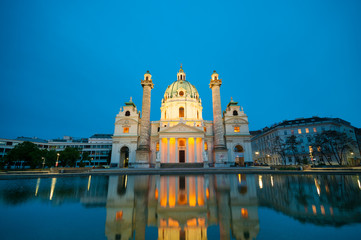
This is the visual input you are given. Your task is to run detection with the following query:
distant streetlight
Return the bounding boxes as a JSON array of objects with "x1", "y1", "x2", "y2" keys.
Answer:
[
  {"x1": 42, "y1": 157, "x2": 46, "y2": 169},
  {"x1": 56, "y1": 153, "x2": 60, "y2": 167}
]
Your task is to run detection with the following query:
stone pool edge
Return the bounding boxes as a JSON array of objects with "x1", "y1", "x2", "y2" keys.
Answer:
[{"x1": 1, "y1": 167, "x2": 361, "y2": 180}]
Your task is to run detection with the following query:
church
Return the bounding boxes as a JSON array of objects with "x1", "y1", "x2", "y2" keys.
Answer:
[{"x1": 110, "y1": 66, "x2": 252, "y2": 168}]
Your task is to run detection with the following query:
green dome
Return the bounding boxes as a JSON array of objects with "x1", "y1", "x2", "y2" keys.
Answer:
[{"x1": 164, "y1": 80, "x2": 199, "y2": 98}]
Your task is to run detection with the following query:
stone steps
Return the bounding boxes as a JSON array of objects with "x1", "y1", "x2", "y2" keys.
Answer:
[{"x1": 160, "y1": 163, "x2": 204, "y2": 168}]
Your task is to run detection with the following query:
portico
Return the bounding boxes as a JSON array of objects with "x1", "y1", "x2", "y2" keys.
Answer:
[{"x1": 158, "y1": 123, "x2": 205, "y2": 164}]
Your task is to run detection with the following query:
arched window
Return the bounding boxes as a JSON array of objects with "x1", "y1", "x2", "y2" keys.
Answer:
[
  {"x1": 234, "y1": 145, "x2": 244, "y2": 152},
  {"x1": 180, "y1": 75, "x2": 182, "y2": 80},
  {"x1": 233, "y1": 110, "x2": 238, "y2": 116},
  {"x1": 125, "y1": 111, "x2": 130, "y2": 116},
  {"x1": 146, "y1": 76, "x2": 149, "y2": 80},
  {"x1": 179, "y1": 107, "x2": 184, "y2": 118},
  {"x1": 156, "y1": 142, "x2": 159, "y2": 152},
  {"x1": 179, "y1": 91, "x2": 184, "y2": 96},
  {"x1": 215, "y1": 76, "x2": 218, "y2": 80},
  {"x1": 197, "y1": 111, "x2": 199, "y2": 119},
  {"x1": 164, "y1": 112, "x2": 167, "y2": 119}
]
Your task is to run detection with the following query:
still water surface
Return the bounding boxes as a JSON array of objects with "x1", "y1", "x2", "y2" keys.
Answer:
[{"x1": 1, "y1": 174, "x2": 361, "y2": 240}]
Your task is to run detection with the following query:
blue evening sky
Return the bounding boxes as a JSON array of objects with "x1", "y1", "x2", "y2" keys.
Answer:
[{"x1": 1, "y1": 0, "x2": 360, "y2": 139}]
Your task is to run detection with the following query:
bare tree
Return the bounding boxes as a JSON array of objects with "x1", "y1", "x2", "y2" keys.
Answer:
[
  {"x1": 311, "y1": 130, "x2": 357, "y2": 165},
  {"x1": 286, "y1": 135, "x2": 300, "y2": 164},
  {"x1": 271, "y1": 136, "x2": 288, "y2": 165}
]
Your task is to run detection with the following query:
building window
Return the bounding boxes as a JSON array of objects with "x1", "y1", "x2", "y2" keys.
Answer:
[
  {"x1": 164, "y1": 112, "x2": 167, "y2": 119},
  {"x1": 234, "y1": 127, "x2": 240, "y2": 133},
  {"x1": 305, "y1": 128, "x2": 309, "y2": 133},
  {"x1": 313, "y1": 127, "x2": 317, "y2": 133},
  {"x1": 233, "y1": 110, "x2": 238, "y2": 116},
  {"x1": 204, "y1": 127, "x2": 207, "y2": 132},
  {"x1": 156, "y1": 142, "x2": 159, "y2": 152},
  {"x1": 123, "y1": 127, "x2": 129, "y2": 133},
  {"x1": 298, "y1": 129, "x2": 302, "y2": 134},
  {"x1": 204, "y1": 142, "x2": 208, "y2": 151},
  {"x1": 197, "y1": 111, "x2": 199, "y2": 119},
  {"x1": 179, "y1": 107, "x2": 184, "y2": 118},
  {"x1": 179, "y1": 91, "x2": 184, "y2": 96},
  {"x1": 125, "y1": 111, "x2": 130, "y2": 116}
]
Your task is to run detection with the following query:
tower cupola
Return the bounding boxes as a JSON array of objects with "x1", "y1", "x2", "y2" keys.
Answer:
[{"x1": 177, "y1": 64, "x2": 186, "y2": 81}]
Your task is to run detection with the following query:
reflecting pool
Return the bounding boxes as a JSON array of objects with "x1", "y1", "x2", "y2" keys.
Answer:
[{"x1": 1, "y1": 174, "x2": 361, "y2": 240}]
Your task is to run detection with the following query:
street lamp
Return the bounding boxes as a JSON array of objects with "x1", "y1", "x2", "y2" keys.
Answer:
[
  {"x1": 42, "y1": 157, "x2": 46, "y2": 169},
  {"x1": 255, "y1": 152, "x2": 260, "y2": 165},
  {"x1": 56, "y1": 153, "x2": 60, "y2": 167}
]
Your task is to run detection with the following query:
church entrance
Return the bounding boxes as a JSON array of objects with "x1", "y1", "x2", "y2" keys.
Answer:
[
  {"x1": 234, "y1": 145, "x2": 245, "y2": 166},
  {"x1": 179, "y1": 150, "x2": 185, "y2": 163},
  {"x1": 120, "y1": 146, "x2": 129, "y2": 168}
]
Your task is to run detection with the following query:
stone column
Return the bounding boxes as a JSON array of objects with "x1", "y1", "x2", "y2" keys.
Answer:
[
  {"x1": 159, "y1": 139, "x2": 162, "y2": 162},
  {"x1": 201, "y1": 138, "x2": 205, "y2": 162},
  {"x1": 186, "y1": 138, "x2": 189, "y2": 163},
  {"x1": 194, "y1": 138, "x2": 197, "y2": 163},
  {"x1": 135, "y1": 71, "x2": 154, "y2": 168},
  {"x1": 175, "y1": 138, "x2": 179, "y2": 163},
  {"x1": 210, "y1": 71, "x2": 228, "y2": 167},
  {"x1": 156, "y1": 138, "x2": 162, "y2": 168},
  {"x1": 167, "y1": 138, "x2": 170, "y2": 163}
]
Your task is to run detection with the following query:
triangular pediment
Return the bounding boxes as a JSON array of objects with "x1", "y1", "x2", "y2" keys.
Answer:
[
  {"x1": 225, "y1": 117, "x2": 248, "y2": 124},
  {"x1": 115, "y1": 118, "x2": 138, "y2": 125},
  {"x1": 160, "y1": 123, "x2": 204, "y2": 133}
]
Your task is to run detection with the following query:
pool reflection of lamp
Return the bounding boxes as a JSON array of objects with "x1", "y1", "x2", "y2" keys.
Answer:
[
  {"x1": 271, "y1": 175, "x2": 274, "y2": 187},
  {"x1": 56, "y1": 153, "x2": 60, "y2": 167},
  {"x1": 87, "y1": 175, "x2": 91, "y2": 191},
  {"x1": 314, "y1": 178, "x2": 321, "y2": 196},
  {"x1": 357, "y1": 176, "x2": 361, "y2": 190},
  {"x1": 258, "y1": 175, "x2": 263, "y2": 189},
  {"x1": 49, "y1": 178, "x2": 57, "y2": 200},
  {"x1": 35, "y1": 178, "x2": 40, "y2": 196}
]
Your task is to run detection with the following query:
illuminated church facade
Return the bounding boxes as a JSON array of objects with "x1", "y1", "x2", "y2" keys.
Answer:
[{"x1": 111, "y1": 66, "x2": 252, "y2": 168}]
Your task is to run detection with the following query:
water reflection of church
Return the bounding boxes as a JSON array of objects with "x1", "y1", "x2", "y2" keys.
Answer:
[{"x1": 105, "y1": 174, "x2": 259, "y2": 240}]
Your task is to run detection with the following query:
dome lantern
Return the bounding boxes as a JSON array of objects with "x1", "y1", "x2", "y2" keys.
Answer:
[{"x1": 177, "y1": 64, "x2": 186, "y2": 81}]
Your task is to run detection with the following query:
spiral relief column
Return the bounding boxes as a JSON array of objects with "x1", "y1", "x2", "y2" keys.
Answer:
[{"x1": 135, "y1": 71, "x2": 154, "y2": 168}]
